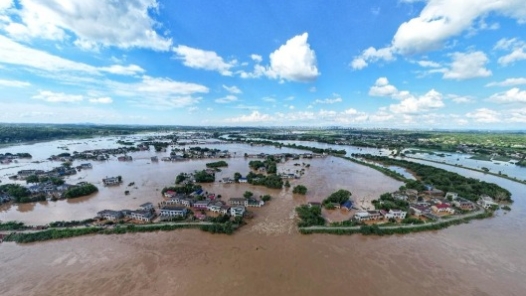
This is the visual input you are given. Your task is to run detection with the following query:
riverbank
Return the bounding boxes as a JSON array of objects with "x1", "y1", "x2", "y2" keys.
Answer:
[
  {"x1": 404, "y1": 156, "x2": 526, "y2": 185},
  {"x1": 1, "y1": 221, "x2": 237, "y2": 244},
  {"x1": 299, "y1": 209, "x2": 492, "y2": 235}
]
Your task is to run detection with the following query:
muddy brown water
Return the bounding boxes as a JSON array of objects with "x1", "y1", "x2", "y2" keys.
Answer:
[{"x1": 1, "y1": 138, "x2": 526, "y2": 295}]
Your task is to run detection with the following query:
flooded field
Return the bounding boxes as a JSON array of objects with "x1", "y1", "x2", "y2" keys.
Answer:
[{"x1": 1, "y1": 137, "x2": 526, "y2": 295}]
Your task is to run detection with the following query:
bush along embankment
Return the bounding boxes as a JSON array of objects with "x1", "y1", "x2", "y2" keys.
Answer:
[
  {"x1": 299, "y1": 211, "x2": 493, "y2": 235},
  {"x1": 352, "y1": 154, "x2": 512, "y2": 203}
]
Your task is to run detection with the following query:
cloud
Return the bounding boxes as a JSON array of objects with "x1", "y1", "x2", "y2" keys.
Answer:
[
  {"x1": 262, "y1": 97, "x2": 276, "y2": 103},
  {"x1": 1, "y1": 0, "x2": 171, "y2": 51},
  {"x1": 0, "y1": 79, "x2": 30, "y2": 87},
  {"x1": 486, "y1": 77, "x2": 526, "y2": 87},
  {"x1": 222, "y1": 85, "x2": 242, "y2": 94},
  {"x1": 224, "y1": 111, "x2": 273, "y2": 123},
  {"x1": 110, "y1": 76, "x2": 208, "y2": 109},
  {"x1": 466, "y1": 108, "x2": 501, "y2": 123},
  {"x1": 250, "y1": 54, "x2": 262, "y2": 63},
  {"x1": 442, "y1": 51, "x2": 491, "y2": 80},
  {"x1": 417, "y1": 60, "x2": 441, "y2": 68},
  {"x1": 448, "y1": 94, "x2": 474, "y2": 104},
  {"x1": 241, "y1": 33, "x2": 319, "y2": 82},
  {"x1": 313, "y1": 97, "x2": 342, "y2": 104},
  {"x1": 509, "y1": 108, "x2": 526, "y2": 122},
  {"x1": 99, "y1": 64, "x2": 145, "y2": 76},
  {"x1": 89, "y1": 97, "x2": 113, "y2": 104},
  {"x1": 32, "y1": 90, "x2": 83, "y2": 103},
  {"x1": 353, "y1": 0, "x2": 526, "y2": 69},
  {"x1": 369, "y1": 77, "x2": 399, "y2": 97},
  {"x1": 0, "y1": 35, "x2": 146, "y2": 75},
  {"x1": 494, "y1": 38, "x2": 526, "y2": 66},
  {"x1": 488, "y1": 88, "x2": 526, "y2": 104},
  {"x1": 351, "y1": 47, "x2": 394, "y2": 70},
  {"x1": 389, "y1": 89, "x2": 445, "y2": 114},
  {"x1": 215, "y1": 95, "x2": 238, "y2": 104},
  {"x1": 173, "y1": 45, "x2": 236, "y2": 76}
]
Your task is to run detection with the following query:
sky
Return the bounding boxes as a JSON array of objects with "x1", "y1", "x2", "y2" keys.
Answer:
[{"x1": 0, "y1": 0, "x2": 526, "y2": 129}]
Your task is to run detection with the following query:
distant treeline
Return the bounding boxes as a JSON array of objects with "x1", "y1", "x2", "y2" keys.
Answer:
[
  {"x1": 0, "y1": 124, "x2": 165, "y2": 144},
  {"x1": 353, "y1": 154, "x2": 512, "y2": 202}
]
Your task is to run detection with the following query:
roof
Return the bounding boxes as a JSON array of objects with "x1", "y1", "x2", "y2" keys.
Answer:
[
  {"x1": 342, "y1": 200, "x2": 353, "y2": 208},
  {"x1": 434, "y1": 203, "x2": 451, "y2": 209},
  {"x1": 140, "y1": 202, "x2": 153, "y2": 207},
  {"x1": 161, "y1": 206, "x2": 187, "y2": 211}
]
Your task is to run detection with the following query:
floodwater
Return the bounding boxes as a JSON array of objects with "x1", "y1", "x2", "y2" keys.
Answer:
[{"x1": 1, "y1": 137, "x2": 526, "y2": 296}]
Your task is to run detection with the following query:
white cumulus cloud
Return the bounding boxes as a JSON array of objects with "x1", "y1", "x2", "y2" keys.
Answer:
[
  {"x1": 488, "y1": 88, "x2": 526, "y2": 104},
  {"x1": 442, "y1": 51, "x2": 492, "y2": 80},
  {"x1": 215, "y1": 95, "x2": 238, "y2": 104},
  {"x1": 1, "y1": 0, "x2": 172, "y2": 51},
  {"x1": 32, "y1": 90, "x2": 83, "y2": 103},
  {"x1": 389, "y1": 89, "x2": 445, "y2": 114},
  {"x1": 0, "y1": 79, "x2": 30, "y2": 87},
  {"x1": 486, "y1": 77, "x2": 526, "y2": 87},
  {"x1": 222, "y1": 85, "x2": 242, "y2": 94},
  {"x1": 89, "y1": 97, "x2": 113, "y2": 104},
  {"x1": 466, "y1": 108, "x2": 501, "y2": 123},
  {"x1": 241, "y1": 33, "x2": 319, "y2": 82},
  {"x1": 369, "y1": 77, "x2": 399, "y2": 97},
  {"x1": 173, "y1": 45, "x2": 236, "y2": 76}
]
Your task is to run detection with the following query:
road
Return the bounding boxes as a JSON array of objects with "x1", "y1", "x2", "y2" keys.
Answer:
[{"x1": 300, "y1": 207, "x2": 486, "y2": 231}]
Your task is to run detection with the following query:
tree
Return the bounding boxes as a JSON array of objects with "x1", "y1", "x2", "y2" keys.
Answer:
[
  {"x1": 261, "y1": 195, "x2": 271, "y2": 202},
  {"x1": 243, "y1": 191, "x2": 253, "y2": 199},
  {"x1": 293, "y1": 185, "x2": 307, "y2": 195},
  {"x1": 234, "y1": 172, "x2": 242, "y2": 182},
  {"x1": 26, "y1": 174, "x2": 39, "y2": 184},
  {"x1": 323, "y1": 189, "x2": 351, "y2": 206},
  {"x1": 285, "y1": 180, "x2": 291, "y2": 188}
]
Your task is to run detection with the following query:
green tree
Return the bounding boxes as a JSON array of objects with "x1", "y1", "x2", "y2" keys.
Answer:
[
  {"x1": 243, "y1": 191, "x2": 254, "y2": 199},
  {"x1": 293, "y1": 185, "x2": 307, "y2": 195}
]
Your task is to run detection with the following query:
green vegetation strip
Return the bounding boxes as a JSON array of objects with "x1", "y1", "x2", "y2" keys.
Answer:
[
  {"x1": 404, "y1": 155, "x2": 526, "y2": 186},
  {"x1": 3, "y1": 222, "x2": 237, "y2": 244},
  {"x1": 299, "y1": 212, "x2": 492, "y2": 235}
]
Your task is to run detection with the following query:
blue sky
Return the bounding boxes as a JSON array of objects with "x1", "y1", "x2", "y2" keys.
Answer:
[{"x1": 0, "y1": 0, "x2": 526, "y2": 129}]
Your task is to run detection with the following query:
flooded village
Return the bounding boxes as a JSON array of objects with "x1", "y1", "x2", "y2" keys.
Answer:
[{"x1": 1, "y1": 131, "x2": 525, "y2": 296}]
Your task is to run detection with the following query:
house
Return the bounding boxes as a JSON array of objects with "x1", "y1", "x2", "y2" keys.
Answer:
[
  {"x1": 230, "y1": 206, "x2": 245, "y2": 217},
  {"x1": 193, "y1": 200, "x2": 210, "y2": 209},
  {"x1": 431, "y1": 203, "x2": 455, "y2": 214},
  {"x1": 102, "y1": 176, "x2": 121, "y2": 186},
  {"x1": 97, "y1": 210, "x2": 124, "y2": 220},
  {"x1": 208, "y1": 203, "x2": 222, "y2": 213},
  {"x1": 308, "y1": 201, "x2": 322, "y2": 208},
  {"x1": 164, "y1": 190, "x2": 177, "y2": 198},
  {"x1": 80, "y1": 163, "x2": 93, "y2": 169},
  {"x1": 453, "y1": 198, "x2": 475, "y2": 210},
  {"x1": 221, "y1": 177, "x2": 234, "y2": 184},
  {"x1": 341, "y1": 200, "x2": 353, "y2": 211},
  {"x1": 381, "y1": 209, "x2": 407, "y2": 220},
  {"x1": 0, "y1": 194, "x2": 12, "y2": 203},
  {"x1": 410, "y1": 204, "x2": 431, "y2": 217},
  {"x1": 354, "y1": 211, "x2": 370, "y2": 221},
  {"x1": 140, "y1": 202, "x2": 154, "y2": 211},
  {"x1": 229, "y1": 198, "x2": 246, "y2": 206},
  {"x1": 220, "y1": 205, "x2": 231, "y2": 214},
  {"x1": 392, "y1": 193, "x2": 408, "y2": 201},
  {"x1": 445, "y1": 192, "x2": 459, "y2": 200},
  {"x1": 160, "y1": 206, "x2": 188, "y2": 217},
  {"x1": 180, "y1": 198, "x2": 195, "y2": 207},
  {"x1": 238, "y1": 178, "x2": 248, "y2": 183},
  {"x1": 257, "y1": 167, "x2": 267, "y2": 173},
  {"x1": 405, "y1": 189, "x2": 419, "y2": 198},
  {"x1": 478, "y1": 195, "x2": 498, "y2": 209},
  {"x1": 117, "y1": 155, "x2": 133, "y2": 161},
  {"x1": 129, "y1": 210, "x2": 155, "y2": 222},
  {"x1": 245, "y1": 198, "x2": 264, "y2": 207}
]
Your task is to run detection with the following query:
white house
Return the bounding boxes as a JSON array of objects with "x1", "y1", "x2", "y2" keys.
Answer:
[{"x1": 230, "y1": 206, "x2": 245, "y2": 217}]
